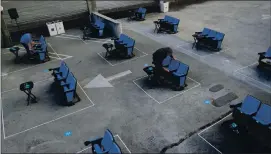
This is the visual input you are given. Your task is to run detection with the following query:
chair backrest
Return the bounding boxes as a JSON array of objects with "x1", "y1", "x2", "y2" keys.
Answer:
[
  {"x1": 264, "y1": 46, "x2": 271, "y2": 58},
  {"x1": 138, "y1": 7, "x2": 142, "y2": 13},
  {"x1": 20, "y1": 33, "x2": 32, "y2": 44},
  {"x1": 66, "y1": 72, "x2": 76, "y2": 90},
  {"x1": 254, "y1": 103, "x2": 271, "y2": 125},
  {"x1": 162, "y1": 56, "x2": 172, "y2": 67},
  {"x1": 126, "y1": 37, "x2": 135, "y2": 47},
  {"x1": 140, "y1": 7, "x2": 147, "y2": 14},
  {"x1": 62, "y1": 65, "x2": 69, "y2": 78},
  {"x1": 164, "y1": 15, "x2": 170, "y2": 22},
  {"x1": 119, "y1": 34, "x2": 126, "y2": 41},
  {"x1": 168, "y1": 60, "x2": 180, "y2": 71},
  {"x1": 208, "y1": 30, "x2": 217, "y2": 38},
  {"x1": 215, "y1": 32, "x2": 225, "y2": 40},
  {"x1": 109, "y1": 142, "x2": 122, "y2": 154},
  {"x1": 175, "y1": 63, "x2": 189, "y2": 75},
  {"x1": 101, "y1": 129, "x2": 114, "y2": 152},
  {"x1": 202, "y1": 28, "x2": 211, "y2": 35},
  {"x1": 240, "y1": 95, "x2": 261, "y2": 115},
  {"x1": 21, "y1": 43, "x2": 30, "y2": 53}
]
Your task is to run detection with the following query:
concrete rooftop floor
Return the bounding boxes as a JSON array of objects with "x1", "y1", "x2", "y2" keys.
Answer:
[{"x1": 1, "y1": 1, "x2": 271, "y2": 153}]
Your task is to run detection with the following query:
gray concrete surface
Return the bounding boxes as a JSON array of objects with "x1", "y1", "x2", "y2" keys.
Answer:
[{"x1": 1, "y1": 1, "x2": 271, "y2": 153}]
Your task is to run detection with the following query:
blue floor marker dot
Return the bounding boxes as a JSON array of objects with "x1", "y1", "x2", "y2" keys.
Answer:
[
  {"x1": 204, "y1": 100, "x2": 211, "y2": 104},
  {"x1": 64, "y1": 131, "x2": 72, "y2": 136},
  {"x1": 43, "y1": 69, "x2": 49, "y2": 73}
]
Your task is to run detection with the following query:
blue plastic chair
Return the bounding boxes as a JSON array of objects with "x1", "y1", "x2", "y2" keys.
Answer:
[
  {"x1": 252, "y1": 103, "x2": 271, "y2": 125},
  {"x1": 162, "y1": 56, "x2": 172, "y2": 67},
  {"x1": 213, "y1": 32, "x2": 225, "y2": 49},
  {"x1": 85, "y1": 129, "x2": 114, "y2": 154},
  {"x1": 207, "y1": 30, "x2": 217, "y2": 38},
  {"x1": 55, "y1": 65, "x2": 69, "y2": 81},
  {"x1": 173, "y1": 63, "x2": 189, "y2": 87},
  {"x1": 264, "y1": 47, "x2": 271, "y2": 58},
  {"x1": 108, "y1": 142, "x2": 122, "y2": 154},
  {"x1": 167, "y1": 60, "x2": 180, "y2": 72},
  {"x1": 60, "y1": 72, "x2": 77, "y2": 103},
  {"x1": 237, "y1": 95, "x2": 261, "y2": 115},
  {"x1": 51, "y1": 61, "x2": 67, "y2": 75},
  {"x1": 124, "y1": 37, "x2": 135, "y2": 57}
]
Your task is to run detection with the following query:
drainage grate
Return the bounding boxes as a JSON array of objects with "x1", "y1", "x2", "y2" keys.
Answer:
[
  {"x1": 212, "y1": 92, "x2": 238, "y2": 107},
  {"x1": 209, "y1": 84, "x2": 224, "y2": 92}
]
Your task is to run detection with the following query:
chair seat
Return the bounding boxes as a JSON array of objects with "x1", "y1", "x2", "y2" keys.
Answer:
[
  {"x1": 10, "y1": 47, "x2": 20, "y2": 52},
  {"x1": 253, "y1": 116, "x2": 270, "y2": 125},
  {"x1": 173, "y1": 72, "x2": 184, "y2": 77},
  {"x1": 60, "y1": 81, "x2": 65, "y2": 86},
  {"x1": 94, "y1": 144, "x2": 104, "y2": 153}
]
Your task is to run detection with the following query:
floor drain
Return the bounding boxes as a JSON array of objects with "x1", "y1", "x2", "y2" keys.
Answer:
[
  {"x1": 212, "y1": 92, "x2": 238, "y2": 107},
  {"x1": 209, "y1": 84, "x2": 224, "y2": 92}
]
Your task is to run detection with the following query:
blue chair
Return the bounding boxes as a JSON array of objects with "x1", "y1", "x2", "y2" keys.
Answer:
[
  {"x1": 84, "y1": 129, "x2": 115, "y2": 154},
  {"x1": 258, "y1": 47, "x2": 271, "y2": 61},
  {"x1": 232, "y1": 95, "x2": 261, "y2": 128},
  {"x1": 162, "y1": 56, "x2": 172, "y2": 67},
  {"x1": 20, "y1": 34, "x2": 49, "y2": 63},
  {"x1": 124, "y1": 37, "x2": 135, "y2": 57},
  {"x1": 252, "y1": 103, "x2": 271, "y2": 126},
  {"x1": 193, "y1": 28, "x2": 225, "y2": 51},
  {"x1": 49, "y1": 61, "x2": 67, "y2": 76},
  {"x1": 213, "y1": 32, "x2": 225, "y2": 50},
  {"x1": 108, "y1": 142, "x2": 122, "y2": 154},
  {"x1": 167, "y1": 59, "x2": 180, "y2": 72},
  {"x1": 60, "y1": 72, "x2": 78, "y2": 105},
  {"x1": 172, "y1": 62, "x2": 189, "y2": 90},
  {"x1": 113, "y1": 34, "x2": 127, "y2": 47},
  {"x1": 55, "y1": 65, "x2": 69, "y2": 82},
  {"x1": 194, "y1": 28, "x2": 211, "y2": 37},
  {"x1": 93, "y1": 20, "x2": 105, "y2": 37},
  {"x1": 130, "y1": 7, "x2": 147, "y2": 21},
  {"x1": 156, "y1": 15, "x2": 180, "y2": 34}
]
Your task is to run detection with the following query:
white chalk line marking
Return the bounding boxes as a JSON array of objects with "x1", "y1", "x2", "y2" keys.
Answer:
[
  {"x1": 2, "y1": 107, "x2": 6, "y2": 139},
  {"x1": 233, "y1": 62, "x2": 271, "y2": 89},
  {"x1": 1, "y1": 77, "x2": 54, "y2": 94},
  {"x1": 106, "y1": 70, "x2": 132, "y2": 82},
  {"x1": 197, "y1": 113, "x2": 232, "y2": 154},
  {"x1": 198, "y1": 134, "x2": 223, "y2": 154},
  {"x1": 76, "y1": 134, "x2": 131, "y2": 154},
  {"x1": 55, "y1": 36, "x2": 82, "y2": 40},
  {"x1": 133, "y1": 76, "x2": 201, "y2": 104},
  {"x1": 198, "y1": 113, "x2": 232, "y2": 135},
  {"x1": 0, "y1": 43, "x2": 72, "y2": 77},
  {"x1": 176, "y1": 45, "x2": 230, "y2": 58},
  {"x1": 3, "y1": 104, "x2": 95, "y2": 139},
  {"x1": 97, "y1": 47, "x2": 148, "y2": 66},
  {"x1": 3, "y1": 43, "x2": 95, "y2": 139}
]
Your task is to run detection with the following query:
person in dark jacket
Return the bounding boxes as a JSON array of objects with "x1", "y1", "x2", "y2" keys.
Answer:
[{"x1": 152, "y1": 47, "x2": 175, "y2": 84}]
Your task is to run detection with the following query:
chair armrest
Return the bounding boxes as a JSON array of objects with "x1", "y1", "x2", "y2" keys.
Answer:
[
  {"x1": 124, "y1": 45, "x2": 133, "y2": 48},
  {"x1": 93, "y1": 144, "x2": 104, "y2": 153},
  {"x1": 64, "y1": 89, "x2": 75, "y2": 93},
  {"x1": 48, "y1": 67, "x2": 60, "y2": 71},
  {"x1": 258, "y1": 52, "x2": 265, "y2": 55},
  {"x1": 61, "y1": 83, "x2": 69, "y2": 87},
  {"x1": 229, "y1": 102, "x2": 242, "y2": 108},
  {"x1": 84, "y1": 137, "x2": 103, "y2": 146},
  {"x1": 111, "y1": 37, "x2": 119, "y2": 40},
  {"x1": 195, "y1": 32, "x2": 202, "y2": 34},
  {"x1": 173, "y1": 72, "x2": 186, "y2": 77},
  {"x1": 207, "y1": 36, "x2": 215, "y2": 39}
]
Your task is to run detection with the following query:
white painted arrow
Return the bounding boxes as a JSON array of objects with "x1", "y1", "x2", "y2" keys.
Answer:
[{"x1": 84, "y1": 70, "x2": 132, "y2": 88}]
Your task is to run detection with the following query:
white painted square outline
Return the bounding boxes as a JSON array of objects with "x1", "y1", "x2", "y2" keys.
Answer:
[
  {"x1": 175, "y1": 44, "x2": 230, "y2": 58},
  {"x1": 1, "y1": 44, "x2": 95, "y2": 140},
  {"x1": 197, "y1": 113, "x2": 233, "y2": 154},
  {"x1": 76, "y1": 134, "x2": 131, "y2": 154},
  {"x1": 97, "y1": 47, "x2": 148, "y2": 66},
  {"x1": 1, "y1": 43, "x2": 72, "y2": 77},
  {"x1": 234, "y1": 62, "x2": 271, "y2": 90},
  {"x1": 132, "y1": 75, "x2": 201, "y2": 104}
]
